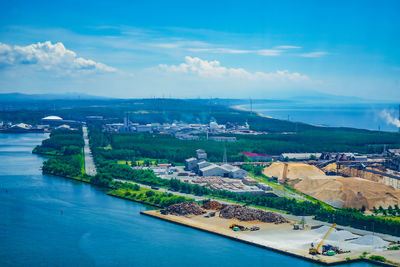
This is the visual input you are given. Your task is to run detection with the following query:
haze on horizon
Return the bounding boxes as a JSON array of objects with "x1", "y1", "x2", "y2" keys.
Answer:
[{"x1": 0, "y1": 0, "x2": 399, "y2": 101}]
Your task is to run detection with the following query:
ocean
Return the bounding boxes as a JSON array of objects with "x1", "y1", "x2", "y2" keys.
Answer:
[{"x1": 240, "y1": 102, "x2": 400, "y2": 132}]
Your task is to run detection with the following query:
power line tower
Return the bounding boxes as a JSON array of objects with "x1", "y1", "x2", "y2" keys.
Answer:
[{"x1": 223, "y1": 146, "x2": 227, "y2": 164}]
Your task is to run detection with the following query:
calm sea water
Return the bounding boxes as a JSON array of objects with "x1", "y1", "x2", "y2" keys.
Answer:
[
  {"x1": 241, "y1": 102, "x2": 399, "y2": 132},
  {"x1": 0, "y1": 133, "x2": 376, "y2": 267}
]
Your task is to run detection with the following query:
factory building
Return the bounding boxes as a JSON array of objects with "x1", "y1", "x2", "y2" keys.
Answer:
[
  {"x1": 104, "y1": 123, "x2": 124, "y2": 132},
  {"x1": 5, "y1": 123, "x2": 32, "y2": 132},
  {"x1": 41, "y1": 116, "x2": 64, "y2": 126},
  {"x1": 240, "y1": 152, "x2": 278, "y2": 161},
  {"x1": 199, "y1": 165, "x2": 228, "y2": 177},
  {"x1": 185, "y1": 158, "x2": 198, "y2": 171},
  {"x1": 198, "y1": 162, "x2": 248, "y2": 178},
  {"x1": 196, "y1": 160, "x2": 212, "y2": 171},
  {"x1": 196, "y1": 149, "x2": 207, "y2": 160},
  {"x1": 185, "y1": 149, "x2": 209, "y2": 171},
  {"x1": 185, "y1": 149, "x2": 248, "y2": 179},
  {"x1": 280, "y1": 153, "x2": 322, "y2": 161},
  {"x1": 208, "y1": 136, "x2": 237, "y2": 142},
  {"x1": 221, "y1": 164, "x2": 248, "y2": 179},
  {"x1": 136, "y1": 125, "x2": 153, "y2": 133}
]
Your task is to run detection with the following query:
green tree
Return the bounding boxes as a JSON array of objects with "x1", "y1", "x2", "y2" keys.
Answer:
[
  {"x1": 91, "y1": 173, "x2": 112, "y2": 186},
  {"x1": 372, "y1": 207, "x2": 379, "y2": 215},
  {"x1": 145, "y1": 190, "x2": 155, "y2": 197},
  {"x1": 360, "y1": 205, "x2": 366, "y2": 213}
]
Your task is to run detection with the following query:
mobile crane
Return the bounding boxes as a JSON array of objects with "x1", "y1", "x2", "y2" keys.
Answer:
[{"x1": 309, "y1": 223, "x2": 337, "y2": 255}]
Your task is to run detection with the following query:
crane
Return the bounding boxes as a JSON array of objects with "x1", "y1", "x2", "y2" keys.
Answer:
[{"x1": 309, "y1": 223, "x2": 337, "y2": 255}]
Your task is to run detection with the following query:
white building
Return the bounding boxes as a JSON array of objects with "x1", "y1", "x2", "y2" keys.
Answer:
[
  {"x1": 280, "y1": 153, "x2": 322, "y2": 161},
  {"x1": 136, "y1": 125, "x2": 153, "y2": 133},
  {"x1": 196, "y1": 149, "x2": 207, "y2": 160},
  {"x1": 56, "y1": 124, "x2": 71, "y2": 130},
  {"x1": 198, "y1": 163, "x2": 248, "y2": 178},
  {"x1": 197, "y1": 160, "x2": 212, "y2": 170},
  {"x1": 105, "y1": 123, "x2": 124, "y2": 132},
  {"x1": 209, "y1": 136, "x2": 237, "y2": 142},
  {"x1": 199, "y1": 164, "x2": 228, "y2": 177},
  {"x1": 221, "y1": 164, "x2": 248, "y2": 179},
  {"x1": 185, "y1": 157, "x2": 198, "y2": 171}
]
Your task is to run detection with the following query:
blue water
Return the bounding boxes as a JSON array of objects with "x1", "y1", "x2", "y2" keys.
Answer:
[
  {"x1": 241, "y1": 102, "x2": 399, "y2": 132},
  {"x1": 0, "y1": 133, "x2": 376, "y2": 266}
]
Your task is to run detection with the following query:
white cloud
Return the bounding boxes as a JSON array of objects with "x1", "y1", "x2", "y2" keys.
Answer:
[
  {"x1": 0, "y1": 41, "x2": 116, "y2": 74},
  {"x1": 151, "y1": 41, "x2": 210, "y2": 49},
  {"x1": 158, "y1": 56, "x2": 309, "y2": 82},
  {"x1": 257, "y1": 49, "x2": 283, "y2": 56},
  {"x1": 300, "y1": 51, "x2": 328, "y2": 58},
  {"x1": 187, "y1": 47, "x2": 304, "y2": 56},
  {"x1": 187, "y1": 48, "x2": 284, "y2": 56},
  {"x1": 187, "y1": 48, "x2": 250, "y2": 54},
  {"x1": 275, "y1": 45, "x2": 301, "y2": 49}
]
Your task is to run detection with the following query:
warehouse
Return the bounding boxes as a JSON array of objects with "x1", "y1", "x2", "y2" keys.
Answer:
[
  {"x1": 199, "y1": 164, "x2": 228, "y2": 177},
  {"x1": 221, "y1": 164, "x2": 248, "y2": 179},
  {"x1": 185, "y1": 157, "x2": 198, "y2": 171},
  {"x1": 280, "y1": 153, "x2": 322, "y2": 161}
]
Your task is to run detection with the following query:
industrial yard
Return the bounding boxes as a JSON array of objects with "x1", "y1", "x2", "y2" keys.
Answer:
[
  {"x1": 142, "y1": 201, "x2": 400, "y2": 265},
  {"x1": 264, "y1": 162, "x2": 400, "y2": 209}
]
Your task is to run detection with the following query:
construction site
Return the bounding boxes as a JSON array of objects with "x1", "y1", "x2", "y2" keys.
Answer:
[
  {"x1": 142, "y1": 201, "x2": 400, "y2": 265},
  {"x1": 263, "y1": 162, "x2": 400, "y2": 210}
]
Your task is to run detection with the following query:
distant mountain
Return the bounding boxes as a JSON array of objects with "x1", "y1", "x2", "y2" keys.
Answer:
[
  {"x1": 0, "y1": 92, "x2": 112, "y2": 102},
  {"x1": 253, "y1": 89, "x2": 391, "y2": 104}
]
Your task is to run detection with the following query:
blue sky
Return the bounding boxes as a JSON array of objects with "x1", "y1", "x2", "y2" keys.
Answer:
[{"x1": 0, "y1": 0, "x2": 399, "y2": 100}]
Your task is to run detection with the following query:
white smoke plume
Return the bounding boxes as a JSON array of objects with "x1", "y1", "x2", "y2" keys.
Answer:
[{"x1": 380, "y1": 109, "x2": 400, "y2": 127}]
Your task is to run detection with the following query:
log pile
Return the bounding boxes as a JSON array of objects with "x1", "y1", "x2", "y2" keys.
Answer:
[
  {"x1": 202, "y1": 201, "x2": 224, "y2": 210},
  {"x1": 166, "y1": 201, "x2": 206, "y2": 216},
  {"x1": 219, "y1": 205, "x2": 287, "y2": 224}
]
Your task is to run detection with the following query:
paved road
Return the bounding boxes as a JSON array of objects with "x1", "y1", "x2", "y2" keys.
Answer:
[{"x1": 82, "y1": 126, "x2": 97, "y2": 176}]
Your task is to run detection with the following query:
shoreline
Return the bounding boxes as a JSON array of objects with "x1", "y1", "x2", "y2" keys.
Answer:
[
  {"x1": 141, "y1": 210, "x2": 397, "y2": 267},
  {"x1": 231, "y1": 104, "x2": 273, "y2": 119},
  {"x1": 40, "y1": 170, "x2": 399, "y2": 266}
]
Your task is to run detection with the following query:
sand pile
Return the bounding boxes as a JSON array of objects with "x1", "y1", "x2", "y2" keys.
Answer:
[
  {"x1": 328, "y1": 230, "x2": 359, "y2": 241},
  {"x1": 263, "y1": 163, "x2": 400, "y2": 209},
  {"x1": 219, "y1": 205, "x2": 288, "y2": 224},
  {"x1": 166, "y1": 202, "x2": 206, "y2": 216},
  {"x1": 351, "y1": 235, "x2": 389, "y2": 247},
  {"x1": 263, "y1": 162, "x2": 325, "y2": 187},
  {"x1": 338, "y1": 177, "x2": 400, "y2": 209},
  {"x1": 311, "y1": 225, "x2": 337, "y2": 234},
  {"x1": 323, "y1": 163, "x2": 337, "y2": 173},
  {"x1": 311, "y1": 225, "x2": 358, "y2": 241}
]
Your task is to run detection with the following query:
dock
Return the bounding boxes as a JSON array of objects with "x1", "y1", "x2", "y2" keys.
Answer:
[{"x1": 141, "y1": 210, "x2": 399, "y2": 266}]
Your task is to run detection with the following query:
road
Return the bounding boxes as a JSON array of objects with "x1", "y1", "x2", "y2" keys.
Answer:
[{"x1": 82, "y1": 126, "x2": 97, "y2": 176}]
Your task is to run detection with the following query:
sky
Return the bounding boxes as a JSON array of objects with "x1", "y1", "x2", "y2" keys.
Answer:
[{"x1": 0, "y1": 0, "x2": 399, "y2": 100}]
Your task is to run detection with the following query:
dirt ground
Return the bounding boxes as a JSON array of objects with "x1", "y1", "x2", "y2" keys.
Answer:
[{"x1": 263, "y1": 162, "x2": 400, "y2": 209}]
